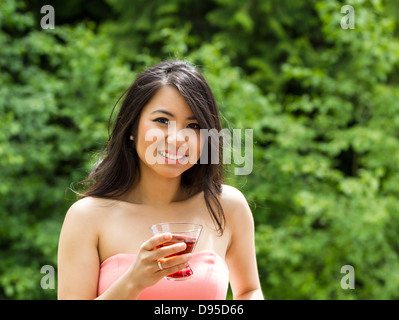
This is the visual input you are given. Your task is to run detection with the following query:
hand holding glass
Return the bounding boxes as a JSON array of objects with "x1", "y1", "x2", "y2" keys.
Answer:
[{"x1": 150, "y1": 222, "x2": 202, "y2": 280}]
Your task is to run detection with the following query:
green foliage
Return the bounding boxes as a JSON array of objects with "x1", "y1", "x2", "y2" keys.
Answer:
[
  {"x1": 0, "y1": 0, "x2": 134, "y2": 299},
  {"x1": 1, "y1": 0, "x2": 399, "y2": 299}
]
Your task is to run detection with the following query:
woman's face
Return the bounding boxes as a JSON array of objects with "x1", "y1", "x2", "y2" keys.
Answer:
[{"x1": 134, "y1": 85, "x2": 204, "y2": 179}]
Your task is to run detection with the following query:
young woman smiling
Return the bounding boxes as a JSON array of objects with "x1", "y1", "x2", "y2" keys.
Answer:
[{"x1": 57, "y1": 60, "x2": 263, "y2": 300}]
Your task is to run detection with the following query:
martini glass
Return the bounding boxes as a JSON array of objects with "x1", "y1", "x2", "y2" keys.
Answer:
[{"x1": 150, "y1": 222, "x2": 203, "y2": 280}]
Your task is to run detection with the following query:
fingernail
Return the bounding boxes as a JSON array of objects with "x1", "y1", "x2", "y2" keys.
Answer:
[{"x1": 163, "y1": 233, "x2": 172, "y2": 240}]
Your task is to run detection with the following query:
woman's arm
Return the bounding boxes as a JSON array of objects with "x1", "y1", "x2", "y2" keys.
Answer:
[
  {"x1": 58, "y1": 198, "x2": 192, "y2": 300},
  {"x1": 57, "y1": 199, "x2": 102, "y2": 299},
  {"x1": 223, "y1": 186, "x2": 264, "y2": 300},
  {"x1": 58, "y1": 199, "x2": 142, "y2": 299}
]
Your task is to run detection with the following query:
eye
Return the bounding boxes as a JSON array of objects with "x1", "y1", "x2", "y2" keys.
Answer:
[
  {"x1": 188, "y1": 123, "x2": 201, "y2": 130},
  {"x1": 154, "y1": 118, "x2": 200, "y2": 130},
  {"x1": 153, "y1": 117, "x2": 170, "y2": 125}
]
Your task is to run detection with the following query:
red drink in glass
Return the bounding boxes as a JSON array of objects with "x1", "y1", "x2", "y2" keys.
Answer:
[
  {"x1": 156, "y1": 235, "x2": 197, "y2": 278},
  {"x1": 150, "y1": 223, "x2": 202, "y2": 280}
]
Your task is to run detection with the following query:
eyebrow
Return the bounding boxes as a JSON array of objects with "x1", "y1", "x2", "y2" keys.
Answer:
[{"x1": 151, "y1": 109, "x2": 198, "y2": 121}]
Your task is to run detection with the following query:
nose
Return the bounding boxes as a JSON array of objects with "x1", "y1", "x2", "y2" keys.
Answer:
[
  {"x1": 166, "y1": 126, "x2": 187, "y2": 144},
  {"x1": 166, "y1": 121, "x2": 190, "y2": 151}
]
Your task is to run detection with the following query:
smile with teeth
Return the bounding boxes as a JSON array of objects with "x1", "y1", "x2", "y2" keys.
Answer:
[{"x1": 158, "y1": 151, "x2": 186, "y2": 161}]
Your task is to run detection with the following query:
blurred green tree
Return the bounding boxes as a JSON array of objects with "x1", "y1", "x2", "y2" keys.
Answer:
[{"x1": 0, "y1": 0, "x2": 134, "y2": 299}]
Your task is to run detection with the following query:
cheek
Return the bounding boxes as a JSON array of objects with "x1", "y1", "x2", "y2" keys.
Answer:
[
  {"x1": 186, "y1": 132, "x2": 203, "y2": 159},
  {"x1": 188, "y1": 135, "x2": 205, "y2": 165},
  {"x1": 196, "y1": 135, "x2": 205, "y2": 157},
  {"x1": 139, "y1": 122, "x2": 155, "y2": 138},
  {"x1": 137, "y1": 122, "x2": 166, "y2": 155},
  {"x1": 198, "y1": 131, "x2": 209, "y2": 155}
]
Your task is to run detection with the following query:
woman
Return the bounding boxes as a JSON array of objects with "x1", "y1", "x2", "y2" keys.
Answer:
[{"x1": 57, "y1": 60, "x2": 263, "y2": 300}]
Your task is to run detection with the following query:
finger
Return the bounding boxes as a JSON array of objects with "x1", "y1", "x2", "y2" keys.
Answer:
[
  {"x1": 158, "y1": 260, "x2": 191, "y2": 277},
  {"x1": 158, "y1": 253, "x2": 192, "y2": 270},
  {"x1": 141, "y1": 233, "x2": 172, "y2": 251},
  {"x1": 153, "y1": 242, "x2": 187, "y2": 260}
]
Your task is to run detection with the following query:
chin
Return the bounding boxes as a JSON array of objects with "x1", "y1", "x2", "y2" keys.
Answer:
[{"x1": 153, "y1": 164, "x2": 194, "y2": 179}]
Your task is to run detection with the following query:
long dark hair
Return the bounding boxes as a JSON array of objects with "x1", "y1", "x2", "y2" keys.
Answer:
[{"x1": 79, "y1": 60, "x2": 227, "y2": 235}]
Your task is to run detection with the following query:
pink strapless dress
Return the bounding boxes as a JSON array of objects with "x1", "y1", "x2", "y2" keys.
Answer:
[{"x1": 97, "y1": 251, "x2": 229, "y2": 300}]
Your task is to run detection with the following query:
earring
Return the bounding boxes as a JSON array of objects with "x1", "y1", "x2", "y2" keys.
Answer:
[{"x1": 130, "y1": 135, "x2": 134, "y2": 141}]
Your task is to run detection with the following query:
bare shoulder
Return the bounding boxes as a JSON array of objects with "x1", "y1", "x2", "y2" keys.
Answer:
[
  {"x1": 219, "y1": 184, "x2": 251, "y2": 212},
  {"x1": 66, "y1": 196, "x2": 113, "y2": 217},
  {"x1": 220, "y1": 184, "x2": 247, "y2": 201},
  {"x1": 58, "y1": 197, "x2": 108, "y2": 299},
  {"x1": 63, "y1": 197, "x2": 112, "y2": 232},
  {"x1": 218, "y1": 185, "x2": 262, "y2": 299},
  {"x1": 58, "y1": 198, "x2": 106, "y2": 268},
  {"x1": 219, "y1": 184, "x2": 254, "y2": 224},
  {"x1": 218, "y1": 184, "x2": 255, "y2": 256}
]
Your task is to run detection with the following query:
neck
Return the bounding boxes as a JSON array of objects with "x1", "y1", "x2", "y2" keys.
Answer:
[{"x1": 122, "y1": 163, "x2": 188, "y2": 207}]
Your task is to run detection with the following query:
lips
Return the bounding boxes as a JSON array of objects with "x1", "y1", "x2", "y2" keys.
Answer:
[{"x1": 158, "y1": 150, "x2": 187, "y2": 161}]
